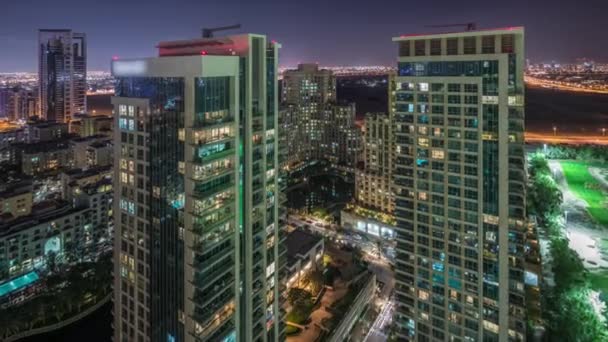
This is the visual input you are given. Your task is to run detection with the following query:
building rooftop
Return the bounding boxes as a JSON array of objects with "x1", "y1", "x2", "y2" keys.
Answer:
[
  {"x1": 0, "y1": 200, "x2": 80, "y2": 234},
  {"x1": 393, "y1": 26, "x2": 524, "y2": 41},
  {"x1": 15, "y1": 140, "x2": 70, "y2": 154},
  {"x1": 63, "y1": 165, "x2": 112, "y2": 179},
  {"x1": 285, "y1": 229, "x2": 323, "y2": 267}
]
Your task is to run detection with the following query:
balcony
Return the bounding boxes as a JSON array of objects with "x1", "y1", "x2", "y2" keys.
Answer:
[
  {"x1": 193, "y1": 285, "x2": 234, "y2": 314},
  {"x1": 190, "y1": 132, "x2": 234, "y2": 147},
  {"x1": 193, "y1": 112, "x2": 234, "y2": 128},
  {"x1": 192, "y1": 208, "x2": 234, "y2": 233},
  {"x1": 192, "y1": 162, "x2": 234, "y2": 181},
  {"x1": 194, "y1": 277, "x2": 235, "y2": 307},
  {"x1": 194, "y1": 260, "x2": 234, "y2": 288},
  {"x1": 193, "y1": 178, "x2": 235, "y2": 199},
  {"x1": 193, "y1": 145, "x2": 235, "y2": 165}
]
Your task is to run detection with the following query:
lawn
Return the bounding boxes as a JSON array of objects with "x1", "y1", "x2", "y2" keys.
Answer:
[{"x1": 561, "y1": 161, "x2": 608, "y2": 226}]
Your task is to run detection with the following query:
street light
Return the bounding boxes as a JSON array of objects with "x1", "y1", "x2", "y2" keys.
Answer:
[
  {"x1": 553, "y1": 126, "x2": 557, "y2": 136},
  {"x1": 603, "y1": 128, "x2": 606, "y2": 137}
]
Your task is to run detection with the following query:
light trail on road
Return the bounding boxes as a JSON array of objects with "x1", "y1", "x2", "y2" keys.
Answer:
[
  {"x1": 525, "y1": 132, "x2": 608, "y2": 145},
  {"x1": 525, "y1": 77, "x2": 608, "y2": 95}
]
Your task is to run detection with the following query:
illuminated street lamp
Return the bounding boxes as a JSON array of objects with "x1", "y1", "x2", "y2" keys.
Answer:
[
  {"x1": 553, "y1": 126, "x2": 557, "y2": 136},
  {"x1": 603, "y1": 128, "x2": 606, "y2": 137}
]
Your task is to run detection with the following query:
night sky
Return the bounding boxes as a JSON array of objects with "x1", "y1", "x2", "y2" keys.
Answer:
[{"x1": 1, "y1": 0, "x2": 607, "y2": 72}]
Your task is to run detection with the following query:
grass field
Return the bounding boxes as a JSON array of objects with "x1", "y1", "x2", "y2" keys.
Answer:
[
  {"x1": 588, "y1": 271, "x2": 608, "y2": 294},
  {"x1": 561, "y1": 161, "x2": 608, "y2": 226}
]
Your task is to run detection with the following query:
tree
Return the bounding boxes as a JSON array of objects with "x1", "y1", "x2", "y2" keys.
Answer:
[
  {"x1": 287, "y1": 288, "x2": 311, "y2": 306},
  {"x1": 529, "y1": 153, "x2": 550, "y2": 177},
  {"x1": 547, "y1": 287, "x2": 608, "y2": 341},
  {"x1": 528, "y1": 173, "x2": 562, "y2": 220}
]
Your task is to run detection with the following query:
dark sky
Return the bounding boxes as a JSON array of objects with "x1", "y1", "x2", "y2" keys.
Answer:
[{"x1": 1, "y1": 0, "x2": 607, "y2": 72}]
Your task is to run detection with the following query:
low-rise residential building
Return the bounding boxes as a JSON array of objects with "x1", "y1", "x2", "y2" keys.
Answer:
[
  {"x1": 0, "y1": 123, "x2": 25, "y2": 163},
  {"x1": 60, "y1": 165, "x2": 112, "y2": 200},
  {"x1": 12, "y1": 140, "x2": 72, "y2": 176},
  {"x1": 0, "y1": 176, "x2": 112, "y2": 282},
  {"x1": 70, "y1": 135, "x2": 111, "y2": 168},
  {"x1": 0, "y1": 179, "x2": 33, "y2": 220},
  {"x1": 284, "y1": 229, "x2": 324, "y2": 288},
  {"x1": 25, "y1": 121, "x2": 68, "y2": 143},
  {"x1": 86, "y1": 140, "x2": 112, "y2": 167}
]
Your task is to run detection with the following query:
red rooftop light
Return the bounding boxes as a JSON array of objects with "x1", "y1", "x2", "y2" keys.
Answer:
[
  {"x1": 112, "y1": 56, "x2": 119, "y2": 60},
  {"x1": 200, "y1": 50, "x2": 207, "y2": 55}
]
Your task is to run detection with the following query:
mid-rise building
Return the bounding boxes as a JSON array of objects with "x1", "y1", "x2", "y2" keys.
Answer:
[
  {"x1": 0, "y1": 179, "x2": 33, "y2": 220},
  {"x1": 356, "y1": 112, "x2": 394, "y2": 213},
  {"x1": 320, "y1": 103, "x2": 361, "y2": 167},
  {"x1": 112, "y1": 33, "x2": 283, "y2": 342},
  {"x1": 391, "y1": 27, "x2": 527, "y2": 341},
  {"x1": 281, "y1": 64, "x2": 361, "y2": 167},
  {"x1": 70, "y1": 135, "x2": 111, "y2": 168},
  {"x1": 38, "y1": 29, "x2": 87, "y2": 123},
  {"x1": 12, "y1": 140, "x2": 72, "y2": 176},
  {"x1": 0, "y1": 87, "x2": 38, "y2": 122},
  {"x1": 25, "y1": 121, "x2": 69, "y2": 143},
  {"x1": 70, "y1": 114, "x2": 113, "y2": 137}
]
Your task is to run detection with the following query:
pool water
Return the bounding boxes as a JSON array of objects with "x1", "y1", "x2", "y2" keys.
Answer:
[{"x1": 0, "y1": 271, "x2": 39, "y2": 297}]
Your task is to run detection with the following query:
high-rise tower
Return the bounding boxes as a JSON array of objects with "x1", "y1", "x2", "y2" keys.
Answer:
[
  {"x1": 391, "y1": 27, "x2": 526, "y2": 341},
  {"x1": 38, "y1": 29, "x2": 87, "y2": 123},
  {"x1": 112, "y1": 33, "x2": 283, "y2": 342}
]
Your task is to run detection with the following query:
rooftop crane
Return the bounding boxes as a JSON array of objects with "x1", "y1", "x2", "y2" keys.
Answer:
[
  {"x1": 202, "y1": 24, "x2": 242, "y2": 38},
  {"x1": 427, "y1": 22, "x2": 477, "y2": 31}
]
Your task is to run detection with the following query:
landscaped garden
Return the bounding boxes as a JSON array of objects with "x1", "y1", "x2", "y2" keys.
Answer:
[
  {"x1": 560, "y1": 161, "x2": 608, "y2": 226},
  {"x1": 528, "y1": 153, "x2": 608, "y2": 340}
]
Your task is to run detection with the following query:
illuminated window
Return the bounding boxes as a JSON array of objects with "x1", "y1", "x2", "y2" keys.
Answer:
[
  {"x1": 431, "y1": 149, "x2": 445, "y2": 159},
  {"x1": 418, "y1": 137, "x2": 429, "y2": 147},
  {"x1": 418, "y1": 83, "x2": 429, "y2": 92},
  {"x1": 119, "y1": 105, "x2": 127, "y2": 116},
  {"x1": 128, "y1": 105, "x2": 135, "y2": 116},
  {"x1": 418, "y1": 192, "x2": 428, "y2": 201},
  {"x1": 121, "y1": 172, "x2": 128, "y2": 184},
  {"x1": 418, "y1": 290, "x2": 429, "y2": 300}
]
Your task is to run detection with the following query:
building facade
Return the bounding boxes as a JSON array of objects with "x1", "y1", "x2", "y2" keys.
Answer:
[
  {"x1": 38, "y1": 29, "x2": 87, "y2": 123},
  {"x1": 112, "y1": 33, "x2": 283, "y2": 342},
  {"x1": 0, "y1": 87, "x2": 38, "y2": 122},
  {"x1": 281, "y1": 64, "x2": 361, "y2": 167},
  {"x1": 391, "y1": 28, "x2": 527, "y2": 341},
  {"x1": 355, "y1": 112, "x2": 394, "y2": 213}
]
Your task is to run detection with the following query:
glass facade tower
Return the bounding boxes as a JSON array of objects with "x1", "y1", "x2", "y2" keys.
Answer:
[
  {"x1": 38, "y1": 29, "x2": 86, "y2": 122},
  {"x1": 391, "y1": 28, "x2": 526, "y2": 341},
  {"x1": 112, "y1": 34, "x2": 283, "y2": 342}
]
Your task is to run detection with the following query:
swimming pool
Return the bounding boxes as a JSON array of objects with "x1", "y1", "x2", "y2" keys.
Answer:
[{"x1": 0, "y1": 271, "x2": 39, "y2": 297}]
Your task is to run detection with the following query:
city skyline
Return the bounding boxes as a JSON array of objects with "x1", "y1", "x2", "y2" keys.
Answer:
[{"x1": 1, "y1": 0, "x2": 608, "y2": 72}]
